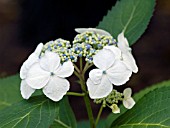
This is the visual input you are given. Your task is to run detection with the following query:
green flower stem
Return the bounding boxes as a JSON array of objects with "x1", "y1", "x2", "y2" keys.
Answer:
[
  {"x1": 80, "y1": 57, "x2": 83, "y2": 72},
  {"x1": 79, "y1": 59, "x2": 95, "y2": 128},
  {"x1": 79, "y1": 75, "x2": 95, "y2": 128},
  {"x1": 83, "y1": 62, "x2": 89, "y2": 73},
  {"x1": 66, "y1": 92, "x2": 85, "y2": 97},
  {"x1": 95, "y1": 104, "x2": 104, "y2": 126},
  {"x1": 73, "y1": 63, "x2": 80, "y2": 73},
  {"x1": 83, "y1": 62, "x2": 93, "y2": 73},
  {"x1": 74, "y1": 71, "x2": 81, "y2": 79}
]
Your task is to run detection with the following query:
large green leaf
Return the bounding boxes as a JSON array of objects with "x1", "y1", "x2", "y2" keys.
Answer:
[
  {"x1": 0, "y1": 75, "x2": 22, "y2": 110},
  {"x1": 50, "y1": 96, "x2": 77, "y2": 128},
  {"x1": 77, "y1": 120, "x2": 106, "y2": 128},
  {"x1": 0, "y1": 96, "x2": 58, "y2": 128},
  {"x1": 97, "y1": 0, "x2": 155, "y2": 45},
  {"x1": 106, "y1": 80, "x2": 170, "y2": 128},
  {"x1": 110, "y1": 86, "x2": 170, "y2": 127},
  {"x1": 0, "y1": 74, "x2": 42, "y2": 110}
]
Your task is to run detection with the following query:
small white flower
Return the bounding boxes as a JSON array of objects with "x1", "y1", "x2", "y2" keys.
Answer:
[
  {"x1": 25, "y1": 51, "x2": 74, "y2": 102},
  {"x1": 20, "y1": 43, "x2": 43, "y2": 99},
  {"x1": 117, "y1": 32, "x2": 138, "y2": 73},
  {"x1": 86, "y1": 46, "x2": 132, "y2": 99},
  {"x1": 75, "y1": 28, "x2": 111, "y2": 36},
  {"x1": 123, "y1": 88, "x2": 135, "y2": 109},
  {"x1": 110, "y1": 104, "x2": 120, "y2": 114}
]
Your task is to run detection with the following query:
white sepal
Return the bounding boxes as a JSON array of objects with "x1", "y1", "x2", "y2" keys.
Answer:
[
  {"x1": 75, "y1": 28, "x2": 111, "y2": 36},
  {"x1": 20, "y1": 80, "x2": 35, "y2": 99}
]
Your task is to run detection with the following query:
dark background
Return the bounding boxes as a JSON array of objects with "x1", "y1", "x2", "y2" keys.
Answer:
[{"x1": 0, "y1": 0, "x2": 170, "y2": 120}]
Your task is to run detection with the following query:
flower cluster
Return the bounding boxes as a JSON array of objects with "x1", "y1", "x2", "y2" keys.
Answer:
[
  {"x1": 94, "y1": 88, "x2": 135, "y2": 113},
  {"x1": 73, "y1": 28, "x2": 117, "y2": 63},
  {"x1": 41, "y1": 39, "x2": 77, "y2": 63},
  {"x1": 20, "y1": 28, "x2": 138, "y2": 111}
]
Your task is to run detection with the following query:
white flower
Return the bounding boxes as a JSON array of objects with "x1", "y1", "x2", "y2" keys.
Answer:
[
  {"x1": 86, "y1": 46, "x2": 132, "y2": 99},
  {"x1": 25, "y1": 51, "x2": 74, "y2": 101},
  {"x1": 123, "y1": 88, "x2": 135, "y2": 109},
  {"x1": 20, "y1": 43, "x2": 43, "y2": 99},
  {"x1": 110, "y1": 104, "x2": 120, "y2": 114},
  {"x1": 75, "y1": 28, "x2": 111, "y2": 36},
  {"x1": 117, "y1": 32, "x2": 138, "y2": 73}
]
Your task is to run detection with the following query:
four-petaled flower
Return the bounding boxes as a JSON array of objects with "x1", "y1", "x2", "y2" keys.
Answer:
[
  {"x1": 117, "y1": 32, "x2": 138, "y2": 73},
  {"x1": 123, "y1": 88, "x2": 135, "y2": 109},
  {"x1": 20, "y1": 49, "x2": 74, "y2": 101},
  {"x1": 86, "y1": 46, "x2": 132, "y2": 99}
]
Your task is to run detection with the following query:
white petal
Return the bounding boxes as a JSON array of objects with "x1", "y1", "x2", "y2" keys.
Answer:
[
  {"x1": 40, "y1": 51, "x2": 60, "y2": 72},
  {"x1": 123, "y1": 88, "x2": 132, "y2": 98},
  {"x1": 93, "y1": 49, "x2": 116, "y2": 70},
  {"x1": 75, "y1": 28, "x2": 111, "y2": 36},
  {"x1": 89, "y1": 69, "x2": 103, "y2": 84},
  {"x1": 34, "y1": 43, "x2": 43, "y2": 56},
  {"x1": 117, "y1": 32, "x2": 129, "y2": 52},
  {"x1": 20, "y1": 62, "x2": 28, "y2": 79},
  {"x1": 55, "y1": 61, "x2": 74, "y2": 78},
  {"x1": 26, "y1": 63, "x2": 50, "y2": 89},
  {"x1": 20, "y1": 80, "x2": 35, "y2": 99},
  {"x1": 43, "y1": 77, "x2": 70, "y2": 102},
  {"x1": 107, "y1": 60, "x2": 132, "y2": 85},
  {"x1": 122, "y1": 52, "x2": 138, "y2": 73},
  {"x1": 86, "y1": 76, "x2": 112, "y2": 99},
  {"x1": 104, "y1": 46, "x2": 122, "y2": 59},
  {"x1": 123, "y1": 97, "x2": 135, "y2": 109}
]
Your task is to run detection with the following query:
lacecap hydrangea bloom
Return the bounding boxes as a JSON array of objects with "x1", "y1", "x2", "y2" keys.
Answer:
[
  {"x1": 20, "y1": 41, "x2": 74, "y2": 101},
  {"x1": 20, "y1": 27, "x2": 137, "y2": 111}
]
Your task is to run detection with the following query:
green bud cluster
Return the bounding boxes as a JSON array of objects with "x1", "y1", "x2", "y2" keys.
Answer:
[
  {"x1": 41, "y1": 39, "x2": 78, "y2": 63},
  {"x1": 73, "y1": 31, "x2": 117, "y2": 63},
  {"x1": 94, "y1": 89, "x2": 123, "y2": 107},
  {"x1": 40, "y1": 32, "x2": 117, "y2": 63}
]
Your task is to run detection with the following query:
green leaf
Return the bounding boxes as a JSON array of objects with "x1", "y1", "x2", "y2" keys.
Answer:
[
  {"x1": 134, "y1": 80, "x2": 170, "y2": 101},
  {"x1": 77, "y1": 120, "x2": 106, "y2": 128},
  {"x1": 0, "y1": 74, "x2": 42, "y2": 110},
  {"x1": 106, "y1": 80, "x2": 170, "y2": 128},
  {"x1": 0, "y1": 96, "x2": 59, "y2": 128},
  {"x1": 0, "y1": 75, "x2": 22, "y2": 109},
  {"x1": 111, "y1": 86, "x2": 170, "y2": 127},
  {"x1": 97, "y1": 0, "x2": 155, "y2": 45},
  {"x1": 50, "y1": 96, "x2": 77, "y2": 128}
]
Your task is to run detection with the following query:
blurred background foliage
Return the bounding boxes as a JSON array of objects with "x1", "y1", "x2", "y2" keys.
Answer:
[{"x1": 0, "y1": 0, "x2": 170, "y2": 121}]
